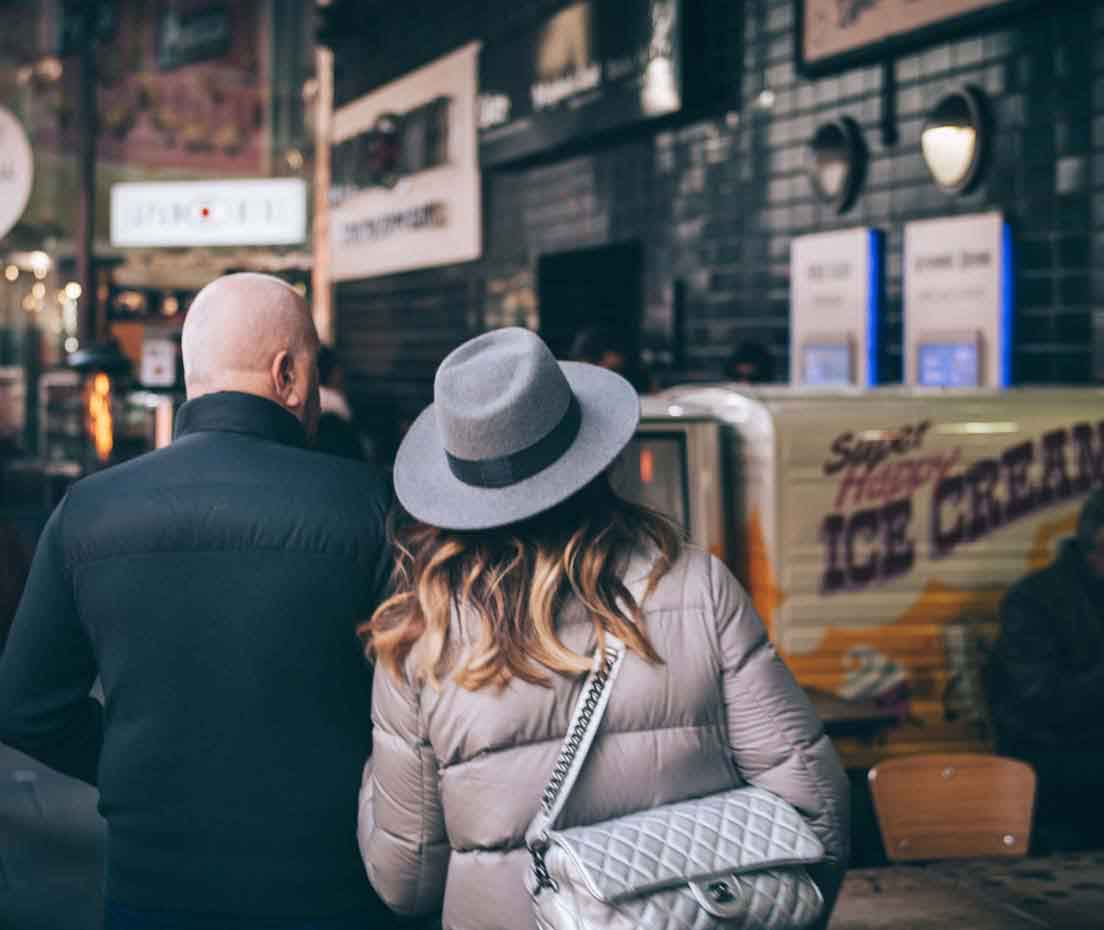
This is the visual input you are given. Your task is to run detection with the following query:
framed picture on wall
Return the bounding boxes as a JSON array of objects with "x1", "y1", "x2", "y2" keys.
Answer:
[{"x1": 795, "y1": 0, "x2": 1039, "y2": 76}]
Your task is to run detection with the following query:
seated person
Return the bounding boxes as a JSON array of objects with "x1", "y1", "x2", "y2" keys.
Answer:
[{"x1": 986, "y1": 489, "x2": 1104, "y2": 852}]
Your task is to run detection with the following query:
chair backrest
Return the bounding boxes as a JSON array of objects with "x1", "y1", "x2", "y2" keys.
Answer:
[{"x1": 868, "y1": 753, "x2": 1036, "y2": 862}]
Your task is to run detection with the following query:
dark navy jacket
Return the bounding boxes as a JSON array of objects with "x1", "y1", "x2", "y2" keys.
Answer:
[
  {"x1": 987, "y1": 539, "x2": 1104, "y2": 754},
  {"x1": 0, "y1": 391, "x2": 392, "y2": 919}
]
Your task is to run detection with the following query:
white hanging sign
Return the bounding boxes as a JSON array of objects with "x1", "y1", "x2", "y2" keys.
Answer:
[
  {"x1": 110, "y1": 178, "x2": 308, "y2": 248},
  {"x1": 0, "y1": 107, "x2": 34, "y2": 241}
]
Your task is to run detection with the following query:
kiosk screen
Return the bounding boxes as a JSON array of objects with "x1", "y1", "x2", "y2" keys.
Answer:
[
  {"x1": 917, "y1": 341, "x2": 980, "y2": 387},
  {"x1": 802, "y1": 343, "x2": 852, "y2": 386}
]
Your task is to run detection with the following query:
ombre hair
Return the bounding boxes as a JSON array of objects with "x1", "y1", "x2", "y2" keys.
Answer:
[{"x1": 363, "y1": 475, "x2": 683, "y2": 690}]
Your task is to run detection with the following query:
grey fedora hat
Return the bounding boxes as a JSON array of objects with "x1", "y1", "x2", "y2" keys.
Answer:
[{"x1": 394, "y1": 327, "x2": 640, "y2": 531}]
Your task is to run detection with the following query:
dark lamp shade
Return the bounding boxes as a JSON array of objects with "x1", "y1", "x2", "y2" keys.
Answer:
[{"x1": 808, "y1": 117, "x2": 866, "y2": 213}]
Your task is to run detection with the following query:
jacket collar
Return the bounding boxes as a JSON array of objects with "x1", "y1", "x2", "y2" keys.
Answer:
[{"x1": 174, "y1": 391, "x2": 307, "y2": 449}]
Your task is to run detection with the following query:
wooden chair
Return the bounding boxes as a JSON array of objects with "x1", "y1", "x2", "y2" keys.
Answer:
[{"x1": 868, "y1": 753, "x2": 1036, "y2": 862}]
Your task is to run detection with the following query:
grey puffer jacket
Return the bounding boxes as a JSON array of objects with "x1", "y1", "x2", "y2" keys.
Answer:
[{"x1": 359, "y1": 547, "x2": 850, "y2": 929}]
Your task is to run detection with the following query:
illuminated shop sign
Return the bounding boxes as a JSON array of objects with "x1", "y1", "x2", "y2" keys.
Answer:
[
  {"x1": 478, "y1": 0, "x2": 682, "y2": 166},
  {"x1": 110, "y1": 178, "x2": 308, "y2": 248}
]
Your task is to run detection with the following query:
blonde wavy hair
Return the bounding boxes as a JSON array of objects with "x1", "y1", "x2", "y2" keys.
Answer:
[{"x1": 363, "y1": 475, "x2": 683, "y2": 690}]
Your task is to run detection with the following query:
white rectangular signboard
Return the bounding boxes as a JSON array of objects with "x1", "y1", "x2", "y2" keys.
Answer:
[
  {"x1": 904, "y1": 211, "x2": 1011, "y2": 388},
  {"x1": 330, "y1": 43, "x2": 481, "y2": 281},
  {"x1": 111, "y1": 178, "x2": 308, "y2": 248}
]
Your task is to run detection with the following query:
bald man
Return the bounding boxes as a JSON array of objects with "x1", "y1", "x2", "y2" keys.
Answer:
[{"x1": 0, "y1": 274, "x2": 395, "y2": 929}]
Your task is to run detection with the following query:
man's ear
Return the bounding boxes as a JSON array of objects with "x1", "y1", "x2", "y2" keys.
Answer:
[{"x1": 271, "y1": 350, "x2": 302, "y2": 409}]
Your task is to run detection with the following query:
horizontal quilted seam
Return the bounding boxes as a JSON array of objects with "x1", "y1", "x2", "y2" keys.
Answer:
[
  {"x1": 436, "y1": 721, "x2": 719, "y2": 773},
  {"x1": 545, "y1": 786, "x2": 824, "y2": 903}
]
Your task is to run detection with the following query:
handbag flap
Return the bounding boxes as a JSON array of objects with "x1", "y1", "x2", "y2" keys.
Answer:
[{"x1": 546, "y1": 786, "x2": 825, "y2": 904}]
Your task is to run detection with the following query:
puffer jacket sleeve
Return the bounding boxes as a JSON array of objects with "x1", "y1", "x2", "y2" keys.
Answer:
[
  {"x1": 358, "y1": 663, "x2": 449, "y2": 916},
  {"x1": 708, "y1": 554, "x2": 850, "y2": 919}
]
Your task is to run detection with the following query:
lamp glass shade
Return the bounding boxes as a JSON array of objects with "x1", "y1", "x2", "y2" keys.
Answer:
[{"x1": 922, "y1": 89, "x2": 986, "y2": 193}]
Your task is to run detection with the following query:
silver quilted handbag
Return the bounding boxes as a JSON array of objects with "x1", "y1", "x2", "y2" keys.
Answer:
[{"x1": 525, "y1": 637, "x2": 826, "y2": 930}]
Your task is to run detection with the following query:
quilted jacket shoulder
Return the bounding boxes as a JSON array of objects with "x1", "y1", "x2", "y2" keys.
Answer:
[{"x1": 360, "y1": 547, "x2": 849, "y2": 930}]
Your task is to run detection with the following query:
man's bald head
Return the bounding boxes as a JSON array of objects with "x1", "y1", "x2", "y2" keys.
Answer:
[{"x1": 182, "y1": 273, "x2": 321, "y2": 435}]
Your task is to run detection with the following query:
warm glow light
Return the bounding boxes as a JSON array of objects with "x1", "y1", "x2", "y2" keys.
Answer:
[
  {"x1": 31, "y1": 282, "x2": 45, "y2": 299},
  {"x1": 30, "y1": 251, "x2": 51, "y2": 279},
  {"x1": 65, "y1": 281, "x2": 82, "y2": 300},
  {"x1": 21, "y1": 295, "x2": 35, "y2": 311},
  {"x1": 4, "y1": 265, "x2": 18, "y2": 282},
  {"x1": 162, "y1": 295, "x2": 180, "y2": 316},
  {"x1": 921, "y1": 125, "x2": 977, "y2": 189},
  {"x1": 87, "y1": 373, "x2": 114, "y2": 463},
  {"x1": 35, "y1": 57, "x2": 63, "y2": 81},
  {"x1": 640, "y1": 448, "x2": 655, "y2": 484}
]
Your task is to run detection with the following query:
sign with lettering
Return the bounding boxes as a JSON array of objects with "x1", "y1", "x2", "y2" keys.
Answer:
[
  {"x1": 904, "y1": 212, "x2": 1011, "y2": 388},
  {"x1": 331, "y1": 43, "x2": 481, "y2": 281},
  {"x1": 478, "y1": 0, "x2": 682, "y2": 166},
  {"x1": 0, "y1": 108, "x2": 33, "y2": 241},
  {"x1": 798, "y1": 0, "x2": 1035, "y2": 75},
  {"x1": 790, "y1": 228, "x2": 881, "y2": 387},
  {"x1": 110, "y1": 178, "x2": 307, "y2": 247},
  {"x1": 817, "y1": 416, "x2": 1103, "y2": 593}
]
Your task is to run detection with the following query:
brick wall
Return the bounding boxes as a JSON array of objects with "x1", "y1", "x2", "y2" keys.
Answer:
[{"x1": 331, "y1": 0, "x2": 1104, "y2": 428}]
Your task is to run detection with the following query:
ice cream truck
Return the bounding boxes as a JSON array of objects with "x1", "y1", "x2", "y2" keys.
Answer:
[{"x1": 612, "y1": 385, "x2": 1104, "y2": 768}]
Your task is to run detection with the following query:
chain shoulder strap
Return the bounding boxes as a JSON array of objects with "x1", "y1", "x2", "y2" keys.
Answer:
[{"x1": 525, "y1": 636, "x2": 625, "y2": 854}]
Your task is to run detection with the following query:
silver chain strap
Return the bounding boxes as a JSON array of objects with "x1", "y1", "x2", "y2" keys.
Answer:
[{"x1": 538, "y1": 644, "x2": 619, "y2": 815}]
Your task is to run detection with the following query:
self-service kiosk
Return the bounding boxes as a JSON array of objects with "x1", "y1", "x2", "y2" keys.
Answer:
[
  {"x1": 790, "y1": 227, "x2": 882, "y2": 388},
  {"x1": 904, "y1": 211, "x2": 1012, "y2": 389}
]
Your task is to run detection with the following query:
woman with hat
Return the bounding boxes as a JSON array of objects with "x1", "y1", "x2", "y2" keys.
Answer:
[{"x1": 357, "y1": 328, "x2": 849, "y2": 929}]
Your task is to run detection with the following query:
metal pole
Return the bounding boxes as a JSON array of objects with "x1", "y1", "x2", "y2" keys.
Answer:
[
  {"x1": 76, "y1": 0, "x2": 99, "y2": 344},
  {"x1": 312, "y1": 45, "x2": 334, "y2": 345}
]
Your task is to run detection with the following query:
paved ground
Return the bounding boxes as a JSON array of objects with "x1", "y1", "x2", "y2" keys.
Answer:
[{"x1": 0, "y1": 744, "x2": 104, "y2": 930}]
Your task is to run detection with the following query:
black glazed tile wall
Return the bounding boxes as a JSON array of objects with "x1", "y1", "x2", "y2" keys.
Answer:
[{"x1": 332, "y1": 0, "x2": 1104, "y2": 425}]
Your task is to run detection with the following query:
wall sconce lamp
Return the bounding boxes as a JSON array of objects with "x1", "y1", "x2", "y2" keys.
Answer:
[
  {"x1": 921, "y1": 86, "x2": 989, "y2": 194},
  {"x1": 808, "y1": 117, "x2": 866, "y2": 213}
]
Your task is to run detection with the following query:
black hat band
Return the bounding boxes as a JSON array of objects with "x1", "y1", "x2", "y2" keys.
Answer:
[{"x1": 445, "y1": 393, "x2": 582, "y2": 489}]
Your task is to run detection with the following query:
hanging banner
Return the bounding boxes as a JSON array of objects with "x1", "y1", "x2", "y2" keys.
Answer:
[
  {"x1": 0, "y1": 107, "x2": 34, "y2": 241},
  {"x1": 478, "y1": 0, "x2": 682, "y2": 166},
  {"x1": 330, "y1": 43, "x2": 481, "y2": 281}
]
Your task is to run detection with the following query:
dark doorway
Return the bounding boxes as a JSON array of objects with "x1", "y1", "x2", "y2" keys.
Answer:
[{"x1": 537, "y1": 241, "x2": 643, "y2": 363}]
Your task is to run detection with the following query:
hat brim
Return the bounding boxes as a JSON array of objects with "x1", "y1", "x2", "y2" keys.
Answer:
[{"x1": 394, "y1": 362, "x2": 640, "y2": 531}]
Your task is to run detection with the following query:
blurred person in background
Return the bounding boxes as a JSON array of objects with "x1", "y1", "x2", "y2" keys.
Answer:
[
  {"x1": 569, "y1": 324, "x2": 653, "y2": 393},
  {"x1": 357, "y1": 327, "x2": 848, "y2": 929},
  {"x1": 724, "y1": 340, "x2": 776, "y2": 384},
  {"x1": 0, "y1": 274, "x2": 395, "y2": 930},
  {"x1": 316, "y1": 344, "x2": 366, "y2": 461},
  {"x1": 987, "y1": 488, "x2": 1104, "y2": 852}
]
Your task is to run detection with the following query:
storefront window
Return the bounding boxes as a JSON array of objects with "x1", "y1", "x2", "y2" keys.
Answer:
[{"x1": 0, "y1": 1, "x2": 316, "y2": 496}]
